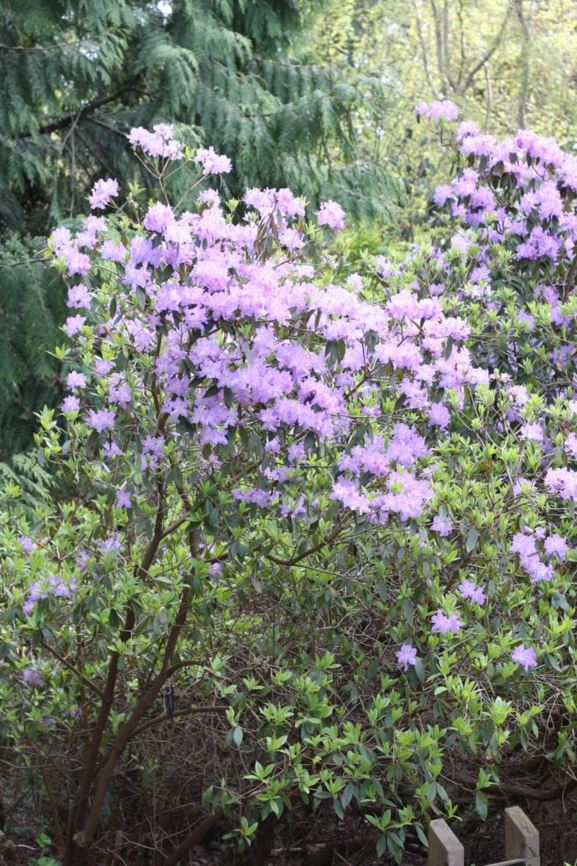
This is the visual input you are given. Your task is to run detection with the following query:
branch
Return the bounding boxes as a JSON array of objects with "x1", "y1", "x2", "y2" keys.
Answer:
[
  {"x1": 460, "y1": 4, "x2": 511, "y2": 93},
  {"x1": 17, "y1": 82, "x2": 137, "y2": 139},
  {"x1": 265, "y1": 520, "x2": 347, "y2": 567},
  {"x1": 41, "y1": 641, "x2": 104, "y2": 699},
  {"x1": 76, "y1": 534, "x2": 200, "y2": 847},
  {"x1": 412, "y1": 0, "x2": 435, "y2": 91},
  {"x1": 131, "y1": 703, "x2": 229, "y2": 738},
  {"x1": 66, "y1": 480, "x2": 167, "y2": 858},
  {"x1": 164, "y1": 813, "x2": 223, "y2": 866}
]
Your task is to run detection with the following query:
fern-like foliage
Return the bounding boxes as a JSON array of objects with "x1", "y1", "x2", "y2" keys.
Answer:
[
  {"x1": 0, "y1": 237, "x2": 66, "y2": 457},
  {"x1": 0, "y1": 450, "x2": 55, "y2": 516}
]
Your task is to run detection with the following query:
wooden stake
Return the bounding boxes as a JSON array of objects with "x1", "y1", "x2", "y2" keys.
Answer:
[
  {"x1": 505, "y1": 807, "x2": 540, "y2": 866},
  {"x1": 428, "y1": 819, "x2": 465, "y2": 866}
]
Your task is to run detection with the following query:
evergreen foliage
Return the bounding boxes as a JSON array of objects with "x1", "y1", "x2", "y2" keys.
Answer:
[
  {"x1": 0, "y1": 239, "x2": 66, "y2": 458},
  {"x1": 0, "y1": 449, "x2": 54, "y2": 513}
]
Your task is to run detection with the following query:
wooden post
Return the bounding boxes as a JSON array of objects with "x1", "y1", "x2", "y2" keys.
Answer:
[
  {"x1": 428, "y1": 819, "x2": 465, "y2": 866},
  {"x1": 505, "y1": 806, "x2": 540, "y2": 866}
]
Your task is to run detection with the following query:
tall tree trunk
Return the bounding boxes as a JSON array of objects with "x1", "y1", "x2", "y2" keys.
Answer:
[{"x1": 516, "y1": 0, "x2": 531, "y2": 127}]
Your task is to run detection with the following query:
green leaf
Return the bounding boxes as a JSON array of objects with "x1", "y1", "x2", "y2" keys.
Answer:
[
  {"x1": 341, "y1": 782, "x2": 355, "y2": 809},
  {"x1": 465, "y1": 529, "x2": 479, "y2": 552},
  {"x1": 476, "y1": 791, "x2": 488, "y2": 820}
]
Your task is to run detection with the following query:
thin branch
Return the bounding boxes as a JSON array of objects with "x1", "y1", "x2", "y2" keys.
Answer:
[
  {"x1": 265, "y1": 519, "x2": 347, "y2": 566},
  {"x1": 41, "y1": 641, "x2": 104, "y2": 699},
  {"x1": 17, "y1": 81, "x2": 138, "y2": 139},
  {"x1": 412, "y1": 0, "x2": 435, "y2": 91},
  {"x1": 131, "y1": 704, "x2": 229, "y2": 739},
  {"x1": 461, "y1": 4, "x2": 511, "y2": 93}
]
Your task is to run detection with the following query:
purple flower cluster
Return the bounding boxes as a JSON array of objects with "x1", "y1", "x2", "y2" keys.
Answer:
[
  {"x1": 511, "y1": 529, "x2": 568, "y2": 584},
  {"x1": 23, "y1": 575, "x2": 76, "y2": 615},
  {"x1": 195, "y1": 146, "x2": 232, "y2": 175},
  {"x1": 128, "y1": 124, "x2": 183, "y2": 159},
  {"x1": 457, "y1": 579, "x2": 485, "y2": 606},
  {"x1": 431, "y1": 609, "x2": 462, "y2": 635},
  {"x1": 52, "y1": 129, "x2": 486, "y2": 533},
  {"x1": 416, "y1": 99, "x2": 459, "y2": 121},
  {"x1": 511, "y1": 645, "x2": 537, "y2": 671},
  {"x1": 396, "y1": 643, "x2": 418, "y2": 671},
  {"x1": 316, "y1": 200, "x2": 346, "y2": 232},
  {"x1": 21, "y1": 667, "x2": 45, "y2": 687},
  {"x1": 88, "y1": 178, "x2": 119, "y2": 210}
]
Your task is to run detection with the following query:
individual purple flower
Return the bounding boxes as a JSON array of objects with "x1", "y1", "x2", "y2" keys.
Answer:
[
  {"x1": 434, "y1": 184, "x2": 453, "y2": 206},
  {"x1": 67, "y1": 283, "x2": 92, "y2": 308},
  {"x1": 544, "y1": 534, "x2": 568, "y2": 559},
  {"x1": 376, "y1": 256, "x2": 395, "y2": 278},
  {"x1": 61, "y1": 395, "x2": 80, "y2": 413},
  {"x1": 99, "y1": 534, "x2": 122, "y2": 554},
  {"x1": 64, "y1": 248, "x2": 91, "y2": 277},
  {"x1": 428, "y1": 403, "x2": 450, "y2": 428},
  {"x1": 198, "y1": 188, "x2": 221, "y2": 206},
  {"x1": 396, "y1": 643, "x2": 418, "y2": 671},
  {"x1": 144, "y1": 202, "x2": 174, "y2": 233},
  {"x1": 18, "y1": 535, "x2": 36, "y2": 554},
  {"x1": 85, "y1": 408, "x2": 116, "y2": 432},
  {"x1": 431, "y1": 515, "x2": 452, "y2": 537},
  {"x1": 95, "y1": 358, "x2": 114, "y2": 377},
  {"x1": 458, "y1": 578, "x2": 485, "y2": 605},
  {"x1": 88, "y1": 177, "x2": 119, "y2": 209},
  {"x1": 77, "y1": 550, "x2": 90, "y2": 570},
  {"x1": 103, "y1": 441, "x2": 122, "y2": 458},
  {"x1": 64, "y1": 315, "x2": 86, "y2": 337},
  {"x1": 25, "y1": 579, "x2": 48, "y2": 610},
  {"x1": 520, "y1": 422, "x2": 544, "y2": 443},
  {"x1": 431, "y1": 609, "x2": 462, "y2": 635},
  {"x1": 141, "y1": 434, "x2": 166, "y2": 469},
  {"x1": 511, "y1": 645, "x2": 537, "y2": 671},
  {"x1": 66, "y1": 371, "x2": 87, "y2": 391},
  {"x1": 49, "y1": 574, "x2": 73, "y2": 598},
  {"x1": 115, "y1": 489, "x2": 132, "y2": 509},
  {"x1": 316, "y1": 200, "x2": 345, "y2": 232},
  {"x1": 108, "y1": 379, "x2": 132, "y2": 407},
  {"x1": 22, "y1": 668, "x2": 44, "y2": 687},
  {"x1": 513, "y1": 476, "x2": 535, "y2": 496},
  {"x1": 196, "y1": 146, "x2": 232, "y2": 175},
  {"x1": 545, "y1": 467, "x2": 577, "y2": 500}
]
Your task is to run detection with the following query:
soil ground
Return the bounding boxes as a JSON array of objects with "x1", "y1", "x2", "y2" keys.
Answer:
[{"x1": 2, "y1": 794, "x2": 577, "y2": 865}]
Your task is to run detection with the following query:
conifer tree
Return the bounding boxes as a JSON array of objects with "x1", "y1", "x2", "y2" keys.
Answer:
[{"x1": 0, "y1": 0, "x2": 391, "y2": 235}]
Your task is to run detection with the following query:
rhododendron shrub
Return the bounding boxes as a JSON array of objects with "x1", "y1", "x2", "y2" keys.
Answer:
[
  {"x1": 360, "y1": 109, "x2": 577, "y2": 825},
  {"x1": 402, "y1": 112, "x2": 577, "y2": 393},
  {"x1": 5, "y1": 120, "x2": 577, "y2": 865},
  {"x1": 0, "y1": 132, "x2": 484, "y2": 863}
]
